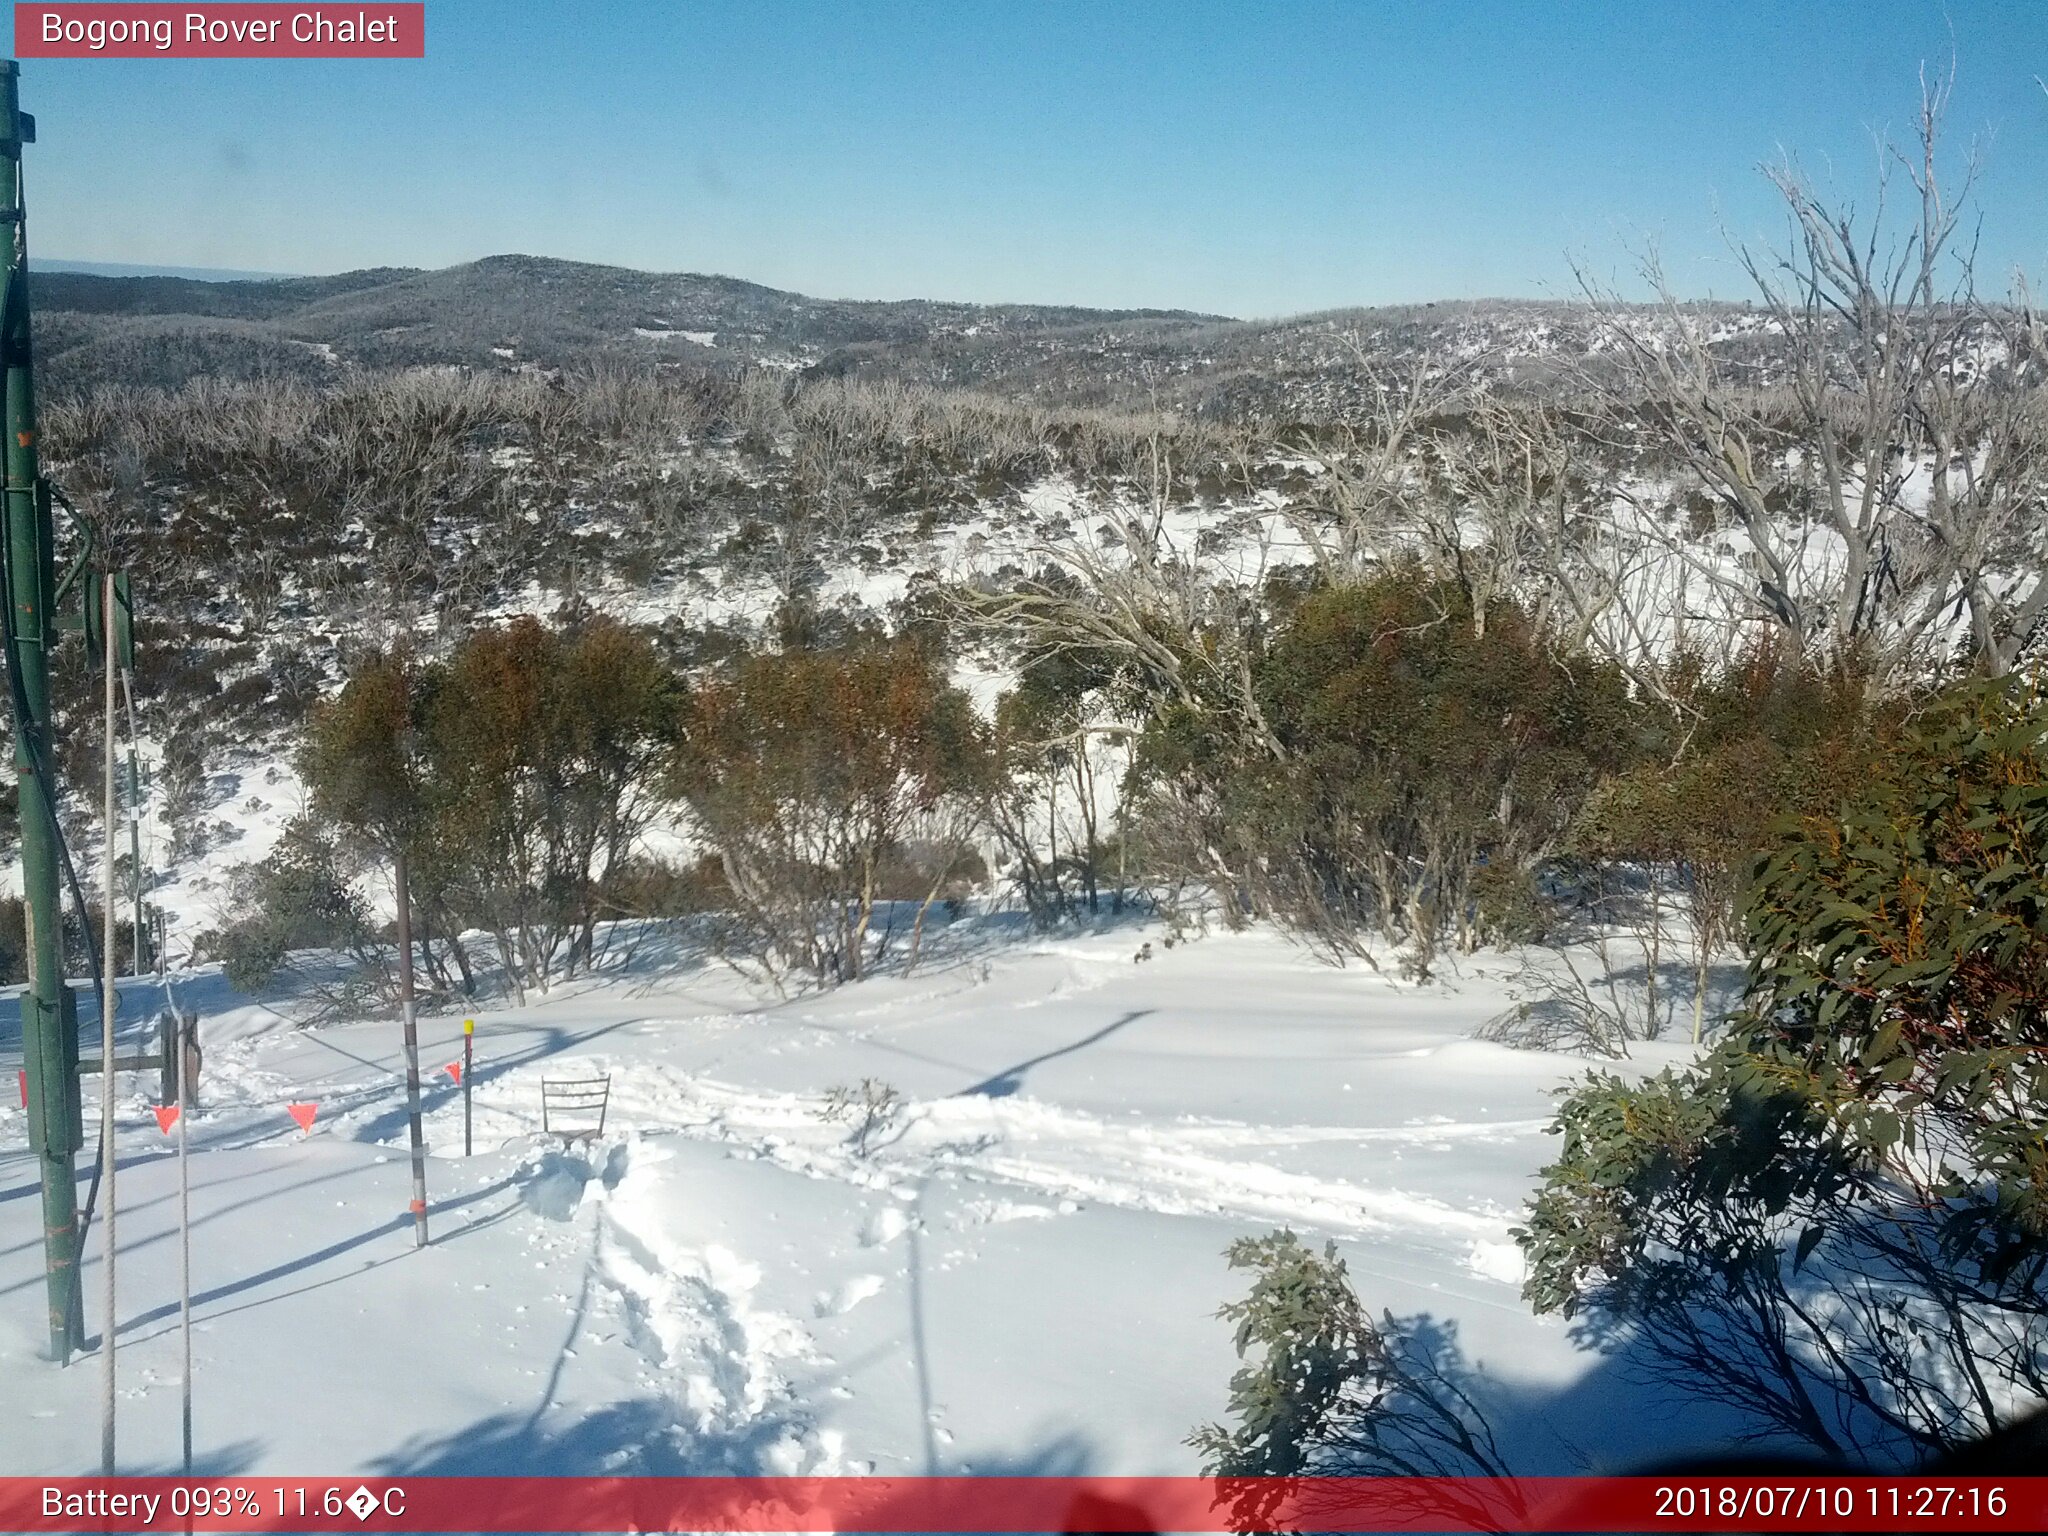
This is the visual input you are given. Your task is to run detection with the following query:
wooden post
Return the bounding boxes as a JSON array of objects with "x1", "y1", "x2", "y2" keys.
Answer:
[
  {"x1": 175, "y1": 1012, "x2": 199, "y2": 1109},
  {"x1": 158, "y1": 1013, "x2": 174, "y2": 1109}
]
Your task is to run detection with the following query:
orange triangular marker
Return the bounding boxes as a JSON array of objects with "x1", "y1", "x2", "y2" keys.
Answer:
[
  {"x1": 287, "y1": 1102, "x2": 318, "y2": 1133},
  {"x1": 444, "y1": 1061, "x2": 462, "y2": 1085},
  {"x1": 154, "y1": 1105, "x2": 180, "y2": 1134}
]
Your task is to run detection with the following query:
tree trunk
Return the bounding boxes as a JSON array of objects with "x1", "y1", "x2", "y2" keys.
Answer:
[
  {"x1": 1076, "y1": 749, "x2": 1099, "y2": 914},
  {"x1": 904, "y1": 853, "x2": 954, "y2": 976},
  {"x1": 443, "y1": 919, "x2": 478, "y2": 998},
  {"x1": 848, "y1": 851, "x2": 877, "y2": 980},
  {"x1": 1046, "y1": 774, "x2": 1059, "y2": 916},
  {"x1": 412, "y1": 899, "x2": 455, "y2": 998}
]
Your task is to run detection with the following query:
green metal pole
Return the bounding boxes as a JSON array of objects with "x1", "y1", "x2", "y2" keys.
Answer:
[{"x1": 2, "y1": 60, "x2": 80, "y2": 1362}]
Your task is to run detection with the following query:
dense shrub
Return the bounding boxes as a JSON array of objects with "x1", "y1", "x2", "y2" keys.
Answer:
[
  {"x1": 1517, "y1": 675, "x2": 2048, "y2": 1462},
  {"x1": 1568, "y1": 645, "x2": 1889, "y2": 1038},
  {"x1": 298, "y1": 616, "x2": 677, "y2": 1004},
  {"x1": 202, "y1": 819, "x2": 371, "y2": 993},
  {"x1": 1139, "y1": 567, "x2": 1638, "y2": 966},
  {"x1": 426, "y1": 615, "x2": 677, "y2": 992},
  {"x1": 1191, "y1": 1230, "x2": 1517, "y2": 1514}
]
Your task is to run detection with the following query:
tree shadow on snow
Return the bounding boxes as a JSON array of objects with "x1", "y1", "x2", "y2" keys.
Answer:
[
  {"x1": 874, "y1": 901, "x2": 1164, "y2": 980},
  {"x1": 1358, "y1": 1306, "x2": 1816, "y2": 1475},
  {"x1": 1378, "y1": 1300, "x2": 2048, "y2": 1481},
  {"x1": 367, "y1": 1395, "x2": 817, "y2": 1478},
  {"x1": 955, "y1": 1009, "x2": 1153, "y2": 1099},
  {"x1": 118, "y1": 1439, "x2": 266, "y2": 1477},
  {"x1": 103, "y1": 1173, "x2": 521, "y2": 1344},
  {"x1": 372, "y1": 1425, "x2": 1145, "y2": 1536},
  {"x1": 369, "y1": 1408, "x2": 1110, "y2": 1507}
]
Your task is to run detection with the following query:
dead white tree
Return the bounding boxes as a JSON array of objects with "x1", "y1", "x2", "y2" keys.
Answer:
[
  {"x1": 955, "y1": 445, "x2": 1283, "y2": 763},
  {"x1": 1279, "y1": 338, "x2": 1483, "y2": 581},
  {"x1": 1574, "y1": 69, "x2": 2047, "y2": 685}
]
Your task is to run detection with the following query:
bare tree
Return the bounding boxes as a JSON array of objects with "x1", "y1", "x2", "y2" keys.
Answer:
[
  {"x1": 1278, "y1": 338, "x2": 1482, "y2": 582},
  {"x1": 1574, "y1": 70, "x2": 2048, "y2": 685}
]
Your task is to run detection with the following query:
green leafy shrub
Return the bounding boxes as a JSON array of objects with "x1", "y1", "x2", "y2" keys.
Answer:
[
  {"x1": 1141, "y1": 566, "x2": 1639, "y2": 964},
  {"x1": 1190, "y1": 1230, "x2": 1516, "y2": 1520},
  {"x1": 204, "y1": 819, "x2": 371, "y2": 993},
  {"x1": 1518, "y1": 675, "x2": 2048, "y2": 1463}
]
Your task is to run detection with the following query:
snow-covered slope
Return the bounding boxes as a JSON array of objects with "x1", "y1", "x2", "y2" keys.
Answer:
[{"x1": 3, "y1": 920, "x2": 1717, "y2": 1478}]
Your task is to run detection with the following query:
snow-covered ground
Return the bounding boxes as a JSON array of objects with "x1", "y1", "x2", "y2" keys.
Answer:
[{"x1": 2, "y1": 917, "x2": 1725, "y2": 1479}]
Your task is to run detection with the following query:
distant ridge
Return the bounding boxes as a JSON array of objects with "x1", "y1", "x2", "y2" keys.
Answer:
[
  {"x1": 26, "y1": 251, "x2": 1786, "y2": 418},
  {"x1": 26, "y1": 253, "x2": 1233, "y2": 393},
  {"x1": 40, "y1": 258, "x2": 304, "y2": 282}
]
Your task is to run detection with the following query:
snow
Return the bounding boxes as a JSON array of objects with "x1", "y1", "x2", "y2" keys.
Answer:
[
  {"x1": 631, "y1": 327, "x2": 717, "y2": 346},
  {"x1": 3, "y1": 920, "x2": 1712, "y2": 1478}
]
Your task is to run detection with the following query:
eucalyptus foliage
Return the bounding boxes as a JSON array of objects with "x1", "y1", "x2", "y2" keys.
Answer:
[
  {"x1": 1517, "y1": 676, "x2": 2048, "y2": 1463},
  {"x1": 1191, "y1": 1231, "x2": 1513, "y2": 1491}
]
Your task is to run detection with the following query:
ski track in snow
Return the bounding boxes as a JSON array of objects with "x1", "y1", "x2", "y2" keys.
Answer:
[
  {"x1": 192, "y1": 974, "x2": 1540, "y2": 1331},
  {"x1": 246, "y1": 1025, "x2": 1540, "y2": 1269},
  {"x1": 679, "y1": 1073, "x2": 1529, "y2": 1240},
  {"x1": 581, "y1": 1139, "x2": 853, "y2": 1475}
]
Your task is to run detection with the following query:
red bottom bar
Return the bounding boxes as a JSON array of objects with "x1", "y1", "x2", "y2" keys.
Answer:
[{"x1": 4, "y1": 1475, "x2": 2043, "y2": 1533}]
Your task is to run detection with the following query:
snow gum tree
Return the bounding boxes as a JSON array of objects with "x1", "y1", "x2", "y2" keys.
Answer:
[
  {"x1": 294, "y1": 618, "x2": 678, "y2": 1005},
  {"x1": 302, "y1": 646, "x2": 432, "y2": 891},
  {"x1": 980, "y1": 648, "x2": 1139, "y2": 925},
  {"x1": 426, "y1": 615, "x2": 676, "y2": 997},
  {"x1": 670, "y1": 639, "x2": 986, "y2": 984},
  {"x1": 1576, "y1": 77, "x2": 2048, "y2": 687}
]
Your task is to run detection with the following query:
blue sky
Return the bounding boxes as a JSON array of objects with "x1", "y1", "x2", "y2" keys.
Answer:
[{"x1": 11, "y1": 0, "x2": 2047, "y2": 316}]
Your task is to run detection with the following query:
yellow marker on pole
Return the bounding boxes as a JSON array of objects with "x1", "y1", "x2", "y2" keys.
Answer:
[{"x1": 462, "y1": 1020, "x2": 474, "y2": 1157}]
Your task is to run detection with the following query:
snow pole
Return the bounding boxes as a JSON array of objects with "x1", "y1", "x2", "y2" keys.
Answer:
[
  {"x1": 177, "y1": 1011, "x2": 192, "y2": 1474},
  {"x1": 393, "y1": 849, "x2": 431, "y2": 1246},
  {"x1": 463, "y1": 1018, "x2": 473, "y2": 1157},
  {"x1": 98, "y1": 570, "x2": 118, "y2": 1471}
]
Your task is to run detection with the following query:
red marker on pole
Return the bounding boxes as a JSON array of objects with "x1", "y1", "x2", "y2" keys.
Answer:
[
  {"x1": 287, "y1": 1103, "x2": 318, "y2": 1134},
  {"x1": 153, "y1": 1106, "x2": 180, "y2": 1135},
  {"x1": 462, "y1": 1019, "x2": 474, "y2": 1158}
]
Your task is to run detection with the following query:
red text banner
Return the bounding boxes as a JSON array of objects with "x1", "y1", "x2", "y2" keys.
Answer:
[
  {"x1": 14, "y1": 4, "x2": 424, "y2": 58},
  {"x1": 2, "y1": 1475, "x2": 2044, "y2": 1533}
]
